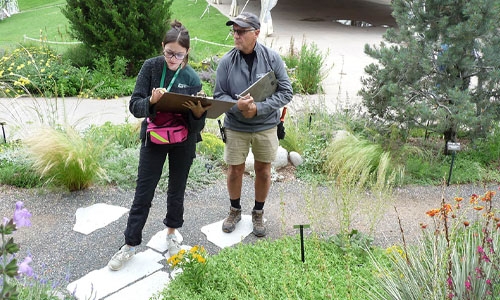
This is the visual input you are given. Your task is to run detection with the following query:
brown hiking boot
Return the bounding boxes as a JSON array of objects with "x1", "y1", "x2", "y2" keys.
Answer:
[
  {"x1": 252, "y1": 209, "x2": 266, "y2": 237},
  {"x1": 222, "y1": 206, "x2": 241, "y2": 233}
]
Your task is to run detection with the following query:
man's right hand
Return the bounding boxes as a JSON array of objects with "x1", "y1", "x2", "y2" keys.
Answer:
[{"x1": 237, "y1": 94, "x2": 256, "y2": 118}]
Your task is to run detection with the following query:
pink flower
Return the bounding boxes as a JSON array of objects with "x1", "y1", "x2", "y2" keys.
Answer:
[
  {"x1": 465, "y1": 277, "x2": 472, "y2": 291},
  {"x1": 13, "y1": 201, "x2": 31, "y2": 228}
]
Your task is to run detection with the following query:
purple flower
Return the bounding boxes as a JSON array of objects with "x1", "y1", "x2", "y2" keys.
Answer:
[
  {"x1": 13, "y1": 201, "x2": 31, "y2": 228},
  {"x1": 18, "y1": 256, "x2": 34, "y2": 277},
  {"x1": 2, "y1": 217, "x2": 9, "y2": 225}
]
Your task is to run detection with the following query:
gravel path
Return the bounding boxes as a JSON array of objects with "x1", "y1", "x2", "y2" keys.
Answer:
[{"x1": 1, "y1": 172, "x2": 499, "y2": 287}]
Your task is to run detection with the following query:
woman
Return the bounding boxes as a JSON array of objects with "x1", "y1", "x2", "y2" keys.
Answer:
[{"x1": 108, "y1": 20, "x2": 210, "y2": 271}]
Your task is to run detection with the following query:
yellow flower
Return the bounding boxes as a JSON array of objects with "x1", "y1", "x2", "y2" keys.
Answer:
[
  {"x1": 41, "y1": 68, "x2": 45, "y2": 73},
  {"x1": 16, "y1": 64, "x2": 25, "y2": 70}
]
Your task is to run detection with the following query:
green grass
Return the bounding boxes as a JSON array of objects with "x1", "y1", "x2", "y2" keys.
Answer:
[
  {"x1": 0, "y1": 0, "x2": 72, "y2": 53},
  {"x1": 0, "y1": 0, "x2": 233, "y2": 59},
  {"x1": 170, "y1": 0, "x2": 234, "y2": 61}
]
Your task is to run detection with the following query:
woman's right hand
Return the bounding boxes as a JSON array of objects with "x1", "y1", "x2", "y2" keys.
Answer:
[{"x1": 149, "y1": 88, "x2": 167, "y2": 105}]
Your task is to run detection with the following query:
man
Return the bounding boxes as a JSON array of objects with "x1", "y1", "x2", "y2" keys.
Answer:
[{"x1": 214, "y1": 12, "x2": 293, "y2": 237}]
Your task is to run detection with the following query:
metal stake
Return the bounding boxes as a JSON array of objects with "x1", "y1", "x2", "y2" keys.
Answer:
[{"x1": 293, "y1": 224, "x2": 310, "y2": 262}]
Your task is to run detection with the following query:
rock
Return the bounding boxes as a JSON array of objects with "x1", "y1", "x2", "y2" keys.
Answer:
[
  {"x1": 244, "y1": 146, "x2": 289, "y2": 173},
  {"x1": 289, "y1": 151, "x2": 303, "y2": 167},
  {"x1": 272, "y1": 146, "x2": 289, "y2": 169}
]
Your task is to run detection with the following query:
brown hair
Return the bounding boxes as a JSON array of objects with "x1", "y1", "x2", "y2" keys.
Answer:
[{"x1": 163, "y1": 20, "x2": 190, "y2": 65}]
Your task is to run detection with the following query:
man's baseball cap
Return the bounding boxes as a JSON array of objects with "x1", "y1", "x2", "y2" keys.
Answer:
[{"x1": 226, "y1": 12, "x2": 260, "y2": 29}]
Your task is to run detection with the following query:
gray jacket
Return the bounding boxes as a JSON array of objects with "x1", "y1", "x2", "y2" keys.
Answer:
[{"x1": 214, "y1": 42, "x2": 293, "y2": 132}]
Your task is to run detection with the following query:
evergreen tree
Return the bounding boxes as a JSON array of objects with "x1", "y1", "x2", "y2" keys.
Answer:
[
  {"x1": 62, "y1": 0, "x2": 173, "y2": 75},
  {"x1": 360, "y1": 0, "x2": 500, "y2": 153}
]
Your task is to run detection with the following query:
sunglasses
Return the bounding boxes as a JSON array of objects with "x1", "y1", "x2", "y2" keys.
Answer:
[{"x1": 229, "y1": 29, "x2": 255, "y2": 36}]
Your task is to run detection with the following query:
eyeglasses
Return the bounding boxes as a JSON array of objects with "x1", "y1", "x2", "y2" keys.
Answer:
[
  {"x1": 229, "y1": 29, "x2": 255, "y2": 36},
  {"x1": 163, "y1": 49, "x2": 186, "y2": 60}
]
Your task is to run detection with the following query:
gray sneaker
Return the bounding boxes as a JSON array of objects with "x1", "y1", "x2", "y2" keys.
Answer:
[
  {"x1": 252, "y1": 209, "x2": 266, "y2": 237},
  {"x1": 167, "y1": 234, "x2": 181, "y2": 256},
  {"x1": 222, "y1": 206, "x2": 241, "y2": 233},
  {"x1": 108, "y1": 244, "x2": 135, "y2": 271}
]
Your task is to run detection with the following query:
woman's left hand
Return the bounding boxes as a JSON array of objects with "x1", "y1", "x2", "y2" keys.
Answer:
[{"x1": 183, "y1": 100, "x2": 211, "y2": 119}]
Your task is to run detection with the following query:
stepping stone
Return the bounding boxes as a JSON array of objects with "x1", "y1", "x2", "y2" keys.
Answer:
[
  {"x1": 201, "y1": 214, "x2": 264, "y2": 248},
  {"x1": 73, "y1": 203, "x2": 129, "y2": 235},
  {"x1": 146, "y1": 229, "x2": 183, "y2": 253},
  {"x1": 104, "y1": 271, "x2": 170, "y2": 300},
  {"x1": 67, "y1": 249, "x2": 164, "y2": 299}
]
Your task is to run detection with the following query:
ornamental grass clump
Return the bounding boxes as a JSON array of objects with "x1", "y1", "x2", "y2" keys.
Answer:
[
  {"x1": 25, "y1": 126, "x2": 106, "y2": 191},
  {"x1": 366, "y1": 189, "x2": 500, "y2": 299}
]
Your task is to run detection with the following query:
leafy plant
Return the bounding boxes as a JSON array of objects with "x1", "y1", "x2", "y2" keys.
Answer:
[
  {"x1": 197, "y1": 132, "x2": 224, "y2": 164},
  {"x1": 0, "y1": 142, "x2": 42, "y2": 188},
  {"x1": 166, "y1": 245, "x2": 208, "y2": 292},
  {"x1": 1, "y1": 201, "x2": 33, "y2": 300}
]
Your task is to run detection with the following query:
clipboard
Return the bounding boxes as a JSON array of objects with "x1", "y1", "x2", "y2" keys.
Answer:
[
  {"x1": 238, "y1": 71, "x2": 277, "y2": 102},
  {"x1": 155, "y1": 92, "x2": 236, "y2": 119}
]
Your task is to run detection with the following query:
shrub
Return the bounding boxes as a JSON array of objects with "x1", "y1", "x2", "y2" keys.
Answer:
[
  {"x1": 62, "y1": 0, "x2": 173, "y2": 75},
  {"x1": 281, "y1": 37, "x2": 329, "y2": 95},
  {"x1": 62, "y1": 43, "x2": 99, "y2": 69},
  {"x1": 0, "y1": 142, "x2": 42, "y2": 188},
  {"x1": 81, "y1": 56, "x2": 135, "y2": 99},
  {"x1": 0, "y1": 46, "x2": 90, "y2": 98},
  {"x1": 197, "y1": 132, "x2": 224, "y2": 164}
]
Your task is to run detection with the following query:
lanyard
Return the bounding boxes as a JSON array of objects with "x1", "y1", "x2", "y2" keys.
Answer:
[{"x1": 160, "y1": 62, "x2": 181, "y2": 92}]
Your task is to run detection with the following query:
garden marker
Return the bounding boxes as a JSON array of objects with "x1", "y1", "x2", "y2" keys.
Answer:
[{"x1": 293, "y1": 224, "x2": 310, "y2": 262}]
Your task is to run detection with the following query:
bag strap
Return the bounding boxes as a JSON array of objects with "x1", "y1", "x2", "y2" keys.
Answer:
[{"x1": 160, "y1": 62, "x2": 181, "y2": 92}]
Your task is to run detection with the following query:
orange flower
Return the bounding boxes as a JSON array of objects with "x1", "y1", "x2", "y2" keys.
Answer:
[
  {"x1": 474, "y1": 206, "x2": 484, "y2": 211},
  {"x1": 426, "y1": 209, "x2": 440, "y2": 217},
  {"x1": 442, "y1": 203, "x2": 452, "y2": 214},
  {"x1": 463, "y1": 221, "x2": 470, "y2": 227},
  {"x1": 454, "y1": 197, "x2": 463, "y2": 202},
  {"x1": 482, "y1": 191, "x2": 495, "y2": 202},
  {"x1": 470, "y1": 194, "x2": 479, "y2": 204}
]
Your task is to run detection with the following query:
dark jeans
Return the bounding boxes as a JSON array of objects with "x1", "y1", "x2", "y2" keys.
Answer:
[{"x1": 124, "y1": 141, "x2": 195, "y2": 246}]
